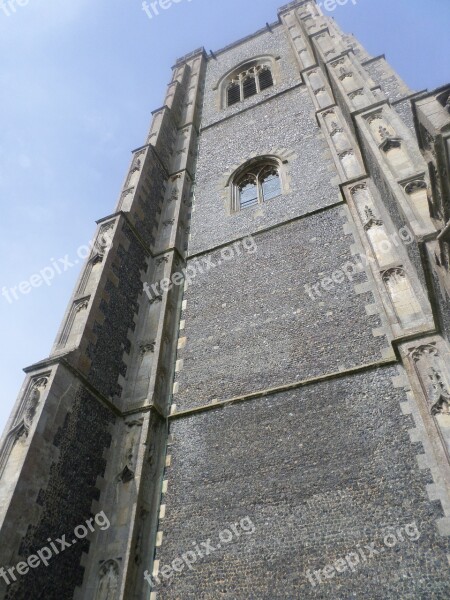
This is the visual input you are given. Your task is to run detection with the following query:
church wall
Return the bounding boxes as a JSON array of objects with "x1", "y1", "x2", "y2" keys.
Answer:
[
  {"x1": 156, "y1": 366, "x2": 450, "y2": 599},
  {"x1": 191, "y1": 85, "x2": 341, "y2": 255},
  {"x1": 173, "y1": 207, "x2": 389, "y2": 412},
  {"x1": 200, "y1": 25, "x2": 298, "y2": 129},
  {"x1": 0, "y1": 365, "x2": 115, "y2": 600}
]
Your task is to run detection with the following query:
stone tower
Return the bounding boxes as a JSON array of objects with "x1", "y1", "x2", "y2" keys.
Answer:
[{"x1": 1, "y1": 1, "x2": 450, "y2": 597}]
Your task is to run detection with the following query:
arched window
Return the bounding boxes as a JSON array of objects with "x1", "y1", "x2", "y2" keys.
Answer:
[
  {"x1": 233, "y1": 160, "x2": 282, "y2": 211},
  {"x1": 223, "y1": 61, "x2": 275, "y2": 107},
  {"x1": 259, "y1": 67, "x2": 274, "y2": 91},
  {"x1": 227, "y1": 82, "x2": 241, "y2": 107},
  {"x1": 243, "y1": 75, "x2": 257, "y2": 99}
]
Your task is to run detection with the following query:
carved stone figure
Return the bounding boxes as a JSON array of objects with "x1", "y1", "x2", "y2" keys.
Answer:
[
  {"x1": 95, "y1": 560, "x2": 119, "y2": 600},
  {"x1": 18, "y1": 376, "x2": 48, "y2": 438},
  {"x1": 339, "y1": 66, "x2": 352, "y2": 80},
  {"x1": 363, "y1": 206, "x2": 383, "y2": 230},
  {"x1": 429, "y1": 368, "x2": 450, "y2": 415},
  {"x1": 378, "y1": 125, "x2": 391, "y2": 141},
  {"x1": 117, "y1": 419, "x2": 143, "y2": 483}
]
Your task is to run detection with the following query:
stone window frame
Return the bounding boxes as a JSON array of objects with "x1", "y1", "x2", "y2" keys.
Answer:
[
  {"x1": 214, "y1": 55, "x2": 280, "y2": 110},
  {"x1": 225, "y1": 155, "x2": 290, "y2": 214}
]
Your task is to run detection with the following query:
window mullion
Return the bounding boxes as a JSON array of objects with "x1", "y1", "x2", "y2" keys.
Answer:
[{"x1": 258, "y1": 176, "x2": 263, "y2": 204}]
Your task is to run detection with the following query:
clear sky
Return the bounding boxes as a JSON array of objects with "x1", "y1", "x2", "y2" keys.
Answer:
[{"x1": 0, "y1": 0, "x2": 449, "y2": 435}]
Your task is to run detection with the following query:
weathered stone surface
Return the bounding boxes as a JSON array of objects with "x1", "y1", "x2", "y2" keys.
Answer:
[
  {"x1": 174, "y1": 208, "x2": 385, "y2": 410},
  {"x1": 1, "y1": 2, "x2": 450, "y2": 599},
  {"x1": 158, "y1": 368, "x2": 450, "y2": 599}
]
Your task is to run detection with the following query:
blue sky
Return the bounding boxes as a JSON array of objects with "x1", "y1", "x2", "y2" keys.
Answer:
[{"x1": 0, "y1": 0, "x2": 449, "y2": 434}]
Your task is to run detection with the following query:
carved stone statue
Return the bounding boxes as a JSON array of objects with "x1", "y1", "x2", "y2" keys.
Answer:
[
  {"x1": 18, "y1": 376, "x2": 48, "y2": 438},
  {"x1": 363, "y1": 205, "x2": 383, "y2": 230},
  {"x1": 378, "y1": 125, "x2": 391, "y2": 141},
  {"x1": 96, "y1": 560, "x2": 119, "y2": 600},
  {"x1": 117, "y1": 419, "x2": 143, "y2": 483},
  {"x1": 339, "y1": 66, "x2": 352, "y2": 80},
  {"x1": 429, "y1": 368, "x2": 450, "y2": 416}
]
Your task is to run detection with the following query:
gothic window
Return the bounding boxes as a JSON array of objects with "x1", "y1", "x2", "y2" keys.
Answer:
[
  {"x1": 227, "y1": 81, "x2": 241, "y2": 106},
  {"x1": 259, "y1": 67, "x2": 274, "y2": 91},
  {"x1": 233, "y1": 160, "x2": 282, "y2": 211},
  {"x1": 243, "y1": 74, "x2": 257, "y2": 99},
  {"x1": 223, "y1": 62, "x2": 274, "y2": 107}
]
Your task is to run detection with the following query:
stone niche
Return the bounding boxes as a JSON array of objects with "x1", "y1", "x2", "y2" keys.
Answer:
[
  {"x1": 382, "y1": 267, "x2": 423, "y2": 326},
  {"x1": 365, "y1": 111, "x2": 414, "y2": 179},
  {"x1": 350, "y1": 182, "x2": 399, "y2": 267},
  {"x1": 404, "y1": 179, "x2": 433, "y2": 228},
  {"x1": 407, "y1": 339, "x2": 450, "y2": 456}
]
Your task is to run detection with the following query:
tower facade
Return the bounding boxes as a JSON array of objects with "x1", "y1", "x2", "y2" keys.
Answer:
[{"x1": 1, "y1": 1, "x2": 450, "y2": 598}]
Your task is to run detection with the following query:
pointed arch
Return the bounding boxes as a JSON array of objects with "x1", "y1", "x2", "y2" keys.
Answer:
[{"x1": 215, "y1": 55, "x2": 278, "y2": 109}]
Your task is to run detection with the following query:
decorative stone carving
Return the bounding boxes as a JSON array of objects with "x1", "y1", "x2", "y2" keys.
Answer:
[
  {"x1": 139, "y1": 341, "x2": 155, "y2": 356},
  {"x1": 131, "y1": 150, "x2": 145, "y2": 173},
  {"x1": 382, "y1": 266, "x2": 404, "y2": 283},
  {"x1": 339, "y1": 150, "x2": 360, "y2": 179},
  {"x1": 382, "y1": 139, "x2": 413, "y2": 179},
  {"x1": 169, "y1": 188, "x2": 179, "y2": 202},
  {"x1": 21, "y1": 377, "x2": 48, "y2": 438},
  {"x1": 163, "y1": 219, "x2": 175, "y2": 227},
  {"x1": 339, "y1": 66, "x2": 352, "y2": 80},
  {"x1": 363, "y1": 206, "x2": 383, "y2": 230},
  {"x1": 422, "y1": 128, "x2": 436, "y2": 158},
  {"x1": 75, "y1": 299, "x2": 89, "y2": 313},
  {"x1": 350, "y1": 182, "x2": 367, "y2": 195},
  {"x1": 409, "y1": 343, "x2": 450, "y2": 415},
  {"x1": 380, "y1": 138, "x2": 402, "y2": 154},
  {"x1": 95, "y1": 560, "x2": 120, "y2": 600},
  {"x1": 0, "y1": 375, "x2": 50, "y2": 477},
  {"x1": 348, "y1": 89, "x2": 365, "y2": 108},
  {"x1": 121, "y1": 187, "x2": 134, "y2": 200},
  {"x1": 331, "y1": 58, "x2": 346, "y2": 68},
  {"x1": 320, "y1": 109, "x2": 335, "y2": 122},
  {"x1": 330, "y1": 125, "x2": 351, "y2": 152},
  {"x1": 149, "y1": 294, "x2": 163, "y2": 306},
  {"x1": 382, "y1": 267, "x2": 422, "y2": 324},
  {"x1": 403, "y1": 179, "x2": 432, "y2": 225},
  {"x1": 117, "y1": 186, "x2": 135, "y2": 211},
  {"x1": 409, "y1": 343, "x2": 438, "y2": 363},
  {"x1": 405, "y1": 179, "x2": 427, "y2": 195},
  {"x1": 117, "y1": 419, "x2": 144, "y2": 483},
  {"x1": 378, "y1": 125, "x2": 391, "y2": 141},
  {"x1": 330, "y1": 121, "x2": 340, "y2": 133},
  {"x1": 156, "y1": 256, "x2": 170, "y2": 265},
  {"x1": 92, "y1": 224, "x2": 114, "y2": 263},
  {"x1": 366, "y1": 112, "x2": 383, "y2": 125},
  {"x1": 428, "y1": 368, "x2": 450, "y2": 415}
]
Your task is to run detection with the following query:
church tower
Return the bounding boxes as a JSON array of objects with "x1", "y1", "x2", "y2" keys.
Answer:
[{"x1": 1, "y1": 1, "x2": 450, "y2": 597}]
